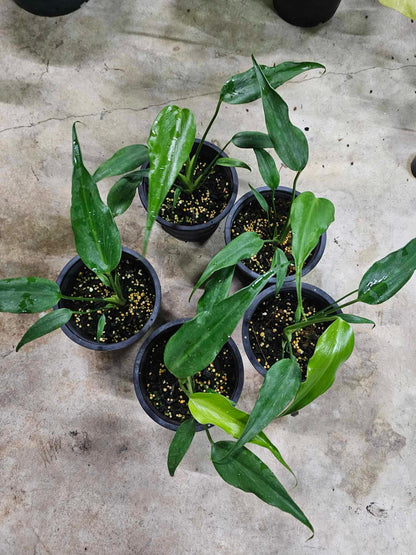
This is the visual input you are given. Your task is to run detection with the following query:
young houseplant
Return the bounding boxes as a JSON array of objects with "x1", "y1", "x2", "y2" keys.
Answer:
[
  {"x1": 0, "y1": 123, "x2": 161, "y2": 351},
  {"x1": 225, "y1": 56, "x2": 326, "y2": 285}
]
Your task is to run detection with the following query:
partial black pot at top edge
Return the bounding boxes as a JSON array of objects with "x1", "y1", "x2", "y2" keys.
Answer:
[
  {"x1": 56, "y1": 247, "x2": 161, "y2": 351},
  {"x1": 139, "y1": 139, "x2": 238, "y2": 243},
  {"x1": 242, "y1": 282, "x2": 340, "y2": 377},
  {"x1": 133, "y1": 319, "x2": 244, "y2": 431},
  {"x1": 273, "y1": 0, "x2": 342, "y2": 27},
  {"x1": 12, "y1": 0, "x2": 87, "y2": 16},
  {"x1": 224, "y1": 186, "x2": 327, "y2": 286}
]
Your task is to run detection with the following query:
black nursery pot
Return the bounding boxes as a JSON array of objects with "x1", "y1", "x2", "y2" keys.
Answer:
[
  {"x1": 273, "y1": 0, "x2": 342, "y2": 27},
  {"x1": 56, "y1": 247, "x2": 161, "y2": 351},
  {"x1": 133, "y1": 319, "x2": 244, "y2": 431},
  {"x1": 138, "y1": 139, "x2": 238, "y2": 243},
  {"x1": 242, "y1": 282, "x2": 339, "y2": 377},
  {"x1": 224, "y1": 186, "x2": 327, "y2": 286},
  {"x1": 12, "y1": 0, "x2": 87, "y2": 16}
]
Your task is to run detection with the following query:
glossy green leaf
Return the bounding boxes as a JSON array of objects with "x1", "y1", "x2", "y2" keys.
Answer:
[
  {"x1": 0, "y1": 278, "x2": 62, "y2": 313},
  {"x1": 252, "y1": 56, "x2": 309, "y2": 172},
  {"x1": 167, "y1": 418, "x2": 196, "y2": 476},
  {"x1": 71, "y1": 123, "x2": 122, "y2": 275},
  {"x1": 271, "y1": 248, "x2": 290, "y2": 295},
  {"x1": 221, "y1": 61, "x2": 325, "y2": 105},
  {"x1": 379, "y1": 0, "x2": 416, "y2": 18},
  {"x1": 358, "y1": 238, "x2": 416, "y2": 305},
  {"x1": 190, "y1": 231, "x2": 264, "y2": 299},
  {"x1": 172, "y1": 186, "x2": 182, "y2": 208},
  {"x1": 249, "y1": 185, "x2": 269, "y2": 214},
  {"x1": 107, "y1": 170, "x2": 148, "y2": 217},
  {"x1": 234, "y1": 359, "x2": 301, "y2": 452},
  {"x1": 165, "y1": 269, "x2": 274, "y2": 378},
  {"x1": 16, "y1": 308, "x2": 73, "y2": 351},
  {"x1": 211, "y1": 441, "x2": 313, "y2": 535},
  {"x1": 281, "y1": 318, "x2": 354, "y2": 416},
  {"x1": 144, "y1": 105, "x2": 196, "y2": 254},
  {"x1": 96, "y1": 314, "x2": 106, "y2": 342},
  {"x1": 232, "y1": 131, "x2": 273, "y2": 149},
  {"x1": 215, "y1": 157, "x2": 251, "y2": 171},
  {"x1": 254, "y1": 148, "x2": 280, "y2": 190},
  {"x1": 197, "y1": 266, "x2": 234, "y2": 313},
  {"x1": 92, "y1": 144, "x2": 149, "y2": 183},
  {"x1": 338, "y1": 314, "x2": 375, "y2": 327}
]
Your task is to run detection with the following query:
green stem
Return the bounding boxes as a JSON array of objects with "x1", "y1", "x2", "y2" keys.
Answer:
[
  {"x1": 189, "y1": 97, "x2": 223, "y2": 178},
  {"x1": 276, "y1": 170, "x2": 301, "y2": 244},
  {"x1": 314, "y1": 289, "x2": 359, "y2": 318},
  {"x1": 106, "y1": 272, "x2": 126, "y2": 306},
  {"x1": 204, "y1": 426, "x2": 214, "y2": 445},
  {"x1": 191, "y1": 138, "x2": 232, "y2": 192},
  {"x1": 61, "y1": 294, "x2": 108, "y2": 304}
]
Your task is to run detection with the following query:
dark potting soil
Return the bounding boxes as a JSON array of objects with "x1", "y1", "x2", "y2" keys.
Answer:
[
  {"x1": 231, "y1": 195, "x2": 314, "y2": 276},
  {"x1": 141, "y1": 331, "x2": 238, "y2": 423},
  {"x1": 62, "y1": 256, "x2": 156, "y2": 344},
  {"x1": 248, "y1": 290, "x2": 330, "y2": 379},
  {"x1": 158, "y1": 161, "x2": 232, "y2": 226}
]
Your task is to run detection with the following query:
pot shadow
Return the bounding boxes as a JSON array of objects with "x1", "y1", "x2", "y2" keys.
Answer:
[{"x1": 0, "y1": 80, "x2": 44, "y2": 106}]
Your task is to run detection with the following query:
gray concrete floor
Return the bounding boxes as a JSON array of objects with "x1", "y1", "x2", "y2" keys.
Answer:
[{"x1": 1, "y1": 0, "x2": 415, "y2": 553}]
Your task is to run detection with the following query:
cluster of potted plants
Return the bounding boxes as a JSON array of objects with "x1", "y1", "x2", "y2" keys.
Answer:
[{"x1": 1, "y1": 56, "x2": 415, "y2": 537}]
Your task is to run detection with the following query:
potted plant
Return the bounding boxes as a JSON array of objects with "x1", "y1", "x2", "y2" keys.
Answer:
[
  {"x1": 0, "y1": 123, "x2": 161, "y2": 351},
  {"x1": 12, "y1": 0, "x2": 88, "y2": 17},
  {"x1": 272, "y1": 0, "x2": 342, "y2": 27}
]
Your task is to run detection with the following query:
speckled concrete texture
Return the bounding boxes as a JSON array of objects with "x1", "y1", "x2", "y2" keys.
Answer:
[{"x1": 0, "y1": 0, "x2": 415, "y2": 553}]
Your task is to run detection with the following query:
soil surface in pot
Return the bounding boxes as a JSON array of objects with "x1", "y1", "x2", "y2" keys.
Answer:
[
  {"x1": 62, "y1": 255, "x2": 156, "y2": 344},
  {"x1": 248, "y1": 290, "x2": 330, "y2": 379},
  {"x1": 158, "y1": 161, "x2": 232, "y2": 226},
  {"x1": 231, "y1": 196, "x2": 313, "y2": 276},
  {"x1": 141, "y1": 331, "x2": 238, "y2": 423}
]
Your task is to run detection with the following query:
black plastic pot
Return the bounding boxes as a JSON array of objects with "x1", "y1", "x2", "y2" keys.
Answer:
[
  {"x1": 224, "y1": 186, "x2": 327, "y2": 286},
  {"x1": 273, "y1": 0, "x2": 342, "y2": 27},
  {"x1": 138, "y1": 139, "x2": 238, "y2": 243},
  {"x1": 133, "y1": 319, "x2": 244, "y2": 431},
  {"x1": 12, "y1": 0, "x2": 87, "y2": 16},
  {"x1": 242, "y1": 282, "x2": 339, "y2": 376},
  {"x1": 56, "y1": 247, "x2": 161, "y2": 351}
]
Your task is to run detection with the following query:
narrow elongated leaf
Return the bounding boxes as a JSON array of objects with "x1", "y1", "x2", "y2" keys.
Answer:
[
  {"x1": 272, "y1": 248, "x2": 290, "y2": 295},
  {"x1": 338, "y1": 314, "x2": 375, "y2": 326},
  {"x1": 221, "y1": 61, "x2": 325, "y2": 105},
  {"x1": 197, "y1": 266, "x2": 234, "y2": 313},
  {"x1": 144, "y1": 105, "x2": 196, "y2": 254},
  {"x1": 96, "y1": 314, "x2": 106, "y2": 341},
  {"x1": 234, "y1": 359, "x2": 301, "y2": 451},
  {"x1": 215, "y1": 157, "x2": 251, "y2": 171},
  {"x1": 379, "y1": 0, "x2": 416, "y2": 19},
  {"x1": 232, "y1": 131, "x2": 273, "y2": 149},
  {"x1": 254, "y1": 148, "x2": 280, "y2": 190},
  {"x1": 16, "y1": 308, "x2": 73, "y2": 351},
  {"x1": 165, "y1": 269, "x2": 274, "y2": 378},
  {"x1": 358, "y1": 238, "x2": 416, "y2": 305},
  {"x1": 252, "y1": 56, "x2": 309, "y2": 171},
  {"x1": 211, "y1": 441, "x2": 313, "y2": 534},
  {"x1": 0, "y1": 278, "x2": 61, "y2": 313},
  {"x1": 71, "y1": 123, "x2": 122, "y2": 275},
  {"x1": 190, "y1": 232, "x2": 264, "y2": 299},
  {"x1": 107, "y1": 170, "x2": 148, "y2": 217},
  {"x1": 92, "y1": 144, "x2": 149, "y2": 182},
  {"x1": 249, "y1": 185, "x2": 269, "y2": 215},
  {"x1": 167, "y1": 418, "x2": 196, "y2": 476},
  {"x1": 281, "y1": 318, "x2": 354, "y2": 416}
]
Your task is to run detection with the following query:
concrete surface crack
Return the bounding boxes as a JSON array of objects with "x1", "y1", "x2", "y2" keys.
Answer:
[{"x1": 301, "y1": 64, "x2": 416, "y2": 83}]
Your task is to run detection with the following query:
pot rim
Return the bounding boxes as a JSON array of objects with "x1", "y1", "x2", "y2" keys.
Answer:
[
  {"x1": 55, "y1": 246, "x2": 161, "y2": 351},
  {"x1": 133, "y1": 318, "x2": 244, "y2": 431},
  {"x1": 224, "y1": 185, "x2": 327, "y2": 283},
  {"x1": 138, "y1": 139, "x2": 238, "y2": 232},
  {"x1": 242, "y1": 282, "x2": 339, "y2": 376}
]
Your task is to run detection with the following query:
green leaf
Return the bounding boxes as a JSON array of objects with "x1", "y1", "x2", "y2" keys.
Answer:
[
  {"x1": 96, "y1": 313, "x2": 106, "y2": 342},
  {"x1": 190, "y1": 231, "x2": 264, "y2": 299},
  {"x1": 143, "y1": 105, "x2": 196, "y2": 254},
  {"x1": 211, "y1": 441, "x2": 313, "y2": 535},
  {"x1": 167, "y1": 418, "x2": 196, "y2": 476},
  {"x1": 164, "y1": 269, "x2": 275, "y2": 379},
  {"x1": 0, "y1": 278, "x2": 62, "y2": 313},
  {"x1": 221, "y1": 61, "x2": 325, "y2": 105},
  {"x1": 252, "y1": 56, "x2": 309, "y2": 172},
  {"x1": 338, "y1": 314, "x2": 375, "y2": 327},
  {"x1": 215, "y1": 157, "x2": 251, "y2": 171},
  {"x1": 281, "y1": 318, "x2": 354, "y2": 416},
  {"x1": 197, "y1": 266, "x2": 234, "y2": 313},
  {"x1": 378, "y1": 0, "x2": 416, "y2": 19},
  {"x1": 233, "y1": 359, "x2": 301, "y2": 452},
  {"x1": 254, "y1": 148, "x2": 280, "y2": 190},
  {"x1": 271, "y1": 248, "x2": 290, "y2": 295},
  {"x1": 71, "y1": 123, "x2": 122, "y2": 275},
  {"x1": 249, "y1": 185, "x2": 269, "y2": 215},
  {"x1": 172, "y1": 186, "x2": 182, "y2": 208},
  {"x1": 232, "y1": 131, "x2": 273, "y2": 149},
  {"x1": 92, "y1": 144, "x2": 149, "y2": 182},
  {"x1": 16, "y1": 308, "x2": 73, "y2": 351},
  {"x1": 107, "y1": 170, "x2": 148, "y2": 217},
  {"x1": 358, "y1": 238, "x2": 416, "y2": 305}
]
